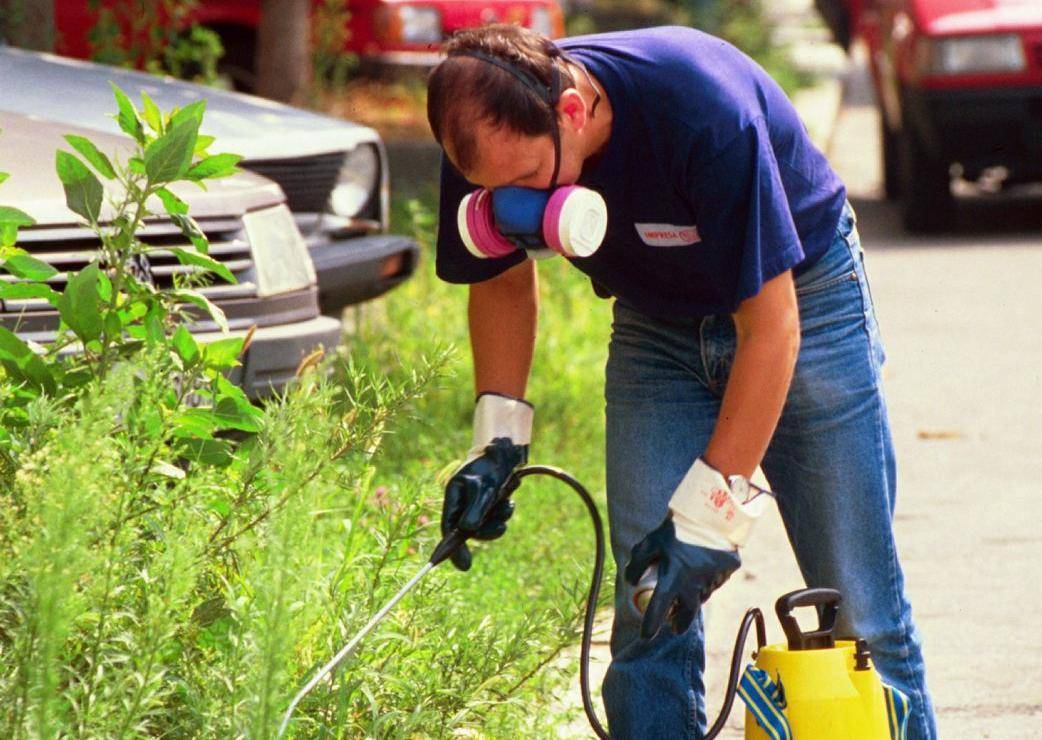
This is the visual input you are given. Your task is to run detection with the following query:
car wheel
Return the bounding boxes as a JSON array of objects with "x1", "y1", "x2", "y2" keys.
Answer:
[
  {"x1": 881, "y1": 118, "x2": 902, "y2": 201},
  {"x1": 899, "y1": 127, "x2": 953, "y2": 233}
]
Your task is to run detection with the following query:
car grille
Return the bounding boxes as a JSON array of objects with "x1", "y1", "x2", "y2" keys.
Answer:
[
  {"x1": 243, "y1": 151, "x2": 347, "y2": 214},
  {"x1": 2, "y1": 217, "x2": 256, "y2": 314}
]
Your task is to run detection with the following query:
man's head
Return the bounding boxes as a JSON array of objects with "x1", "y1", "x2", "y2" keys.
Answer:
[{"x1": 427, "y1": 24, "x2": 598, "y2": 190}]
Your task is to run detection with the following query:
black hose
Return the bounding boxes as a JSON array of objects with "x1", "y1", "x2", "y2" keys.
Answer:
[
  {"x1": 511, "y1": 466, "x2": 611, "y2": 740},
  {"x1": 704, "y1": 607, "x2": 766, "y2": 739},
  {"x1": 507, "y1": 466, "x2": 767, "y2": 740}
]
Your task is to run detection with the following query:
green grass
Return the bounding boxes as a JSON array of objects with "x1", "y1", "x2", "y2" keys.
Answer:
[{"x1": 0, "y1": 185, "x2": 617, "y2": 737}]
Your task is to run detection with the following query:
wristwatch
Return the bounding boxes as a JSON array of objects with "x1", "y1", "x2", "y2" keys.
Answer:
[{"x1": 726, "y1": 474, "x2": 772, "y2": 504}]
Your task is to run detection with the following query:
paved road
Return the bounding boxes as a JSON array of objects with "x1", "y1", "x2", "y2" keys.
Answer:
[{"x1": 701, "y1": 56, "x2": 1042, "y2": 739}]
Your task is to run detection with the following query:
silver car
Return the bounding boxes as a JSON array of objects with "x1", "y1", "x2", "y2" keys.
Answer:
[
  {"x1": 0, "y1": 45, "x2": 419, "y2": 317},
  {"x1": 0, "y1": 110, "x2": 342, "y2": 396}
]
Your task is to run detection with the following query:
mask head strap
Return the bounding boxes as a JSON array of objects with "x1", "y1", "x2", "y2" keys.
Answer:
[{"x1": 454, "y1": 48, "x2": 563, "y2": 190}]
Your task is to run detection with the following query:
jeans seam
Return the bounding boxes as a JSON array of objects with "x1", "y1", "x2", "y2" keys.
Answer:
[
  {"x1": 684, "y1": 627, "x2": 699, "y2": 739},
  {"x1": 845, "y1": 234, "x2": 930, "y2": 740}
]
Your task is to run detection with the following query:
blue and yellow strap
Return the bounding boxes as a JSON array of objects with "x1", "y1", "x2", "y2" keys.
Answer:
[
  {"x1": 737, "y1": 665, "x2": 793, "y2": 740},
  {"x1": 883, "y1": 683, "x2": 911, "y2": 740}
]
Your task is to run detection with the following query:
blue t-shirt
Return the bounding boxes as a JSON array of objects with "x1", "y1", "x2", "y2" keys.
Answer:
[{"x1": 435, "y1": 27, "x2": 847, "y2": 318}]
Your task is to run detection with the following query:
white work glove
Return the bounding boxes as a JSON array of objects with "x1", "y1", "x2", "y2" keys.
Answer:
[
  {"x1": 625, "y1": 458, "x2": 770, "y2": 638},
  {"x1": 668, "y1": 458, "x2": 770, "y2": 550}
]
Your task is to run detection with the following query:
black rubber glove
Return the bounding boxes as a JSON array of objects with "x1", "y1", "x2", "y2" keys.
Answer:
[
  {"x1": 624, "y1": 517, "x2": 742, "y2": 639},
  {"x1": 441, "y1": 437, "x2": 527, "y2": 571}
]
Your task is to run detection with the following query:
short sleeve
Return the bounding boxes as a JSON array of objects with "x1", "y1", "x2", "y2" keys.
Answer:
[
  {"x1": 435, "y1": 155, "x2": 527, "y2": 284},
  {"x1": 686, "y1": 116, "x2": 805, "y2": 308}
]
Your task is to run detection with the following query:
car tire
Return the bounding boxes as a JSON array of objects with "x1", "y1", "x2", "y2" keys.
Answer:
[
  {"x1": 881, "y1": 118, "x2": 902, "y2": 201},
  {"x1": 899, "y1": 127, "x2": 953, "y2": 233}
]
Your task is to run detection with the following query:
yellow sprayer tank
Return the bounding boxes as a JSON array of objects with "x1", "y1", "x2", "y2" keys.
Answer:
[{"x1": 745, "y1": 589, "x2": 893, "y2": 739}]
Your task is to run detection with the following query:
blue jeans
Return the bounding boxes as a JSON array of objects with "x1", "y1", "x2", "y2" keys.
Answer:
[{"x1": 601, "y1": 202, "x2": 936, "y2": 739}]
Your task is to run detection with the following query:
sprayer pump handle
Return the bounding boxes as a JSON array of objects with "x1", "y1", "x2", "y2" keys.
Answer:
[{"x1": 776, "y1": 587, "x2": 842, "y2": 651}]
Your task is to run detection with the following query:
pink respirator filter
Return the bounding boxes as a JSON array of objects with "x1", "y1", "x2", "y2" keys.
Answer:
[{"x1": 458, "y1": 186, "x2": 607, "y2": 259}]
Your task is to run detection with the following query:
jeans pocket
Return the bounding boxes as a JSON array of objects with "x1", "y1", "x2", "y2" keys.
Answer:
[{"x1": 795, "y1": 234, "x2": 857, "y2": 297}]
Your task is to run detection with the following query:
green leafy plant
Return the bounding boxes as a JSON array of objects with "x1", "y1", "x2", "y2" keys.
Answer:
[
  {"x1": 0, "y1": 86, "x2": 254, "y2": 474},
  {"x1": 86, "y1": 0, "x2": 224, "y2": 85},
  {"x1": 311, "y1": 0, "x2": 359, "y2": 96}
]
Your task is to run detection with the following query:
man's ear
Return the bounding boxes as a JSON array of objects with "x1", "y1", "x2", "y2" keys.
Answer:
[{"x1": 556, "y1": 89, "x2": 588, "y2": 133}]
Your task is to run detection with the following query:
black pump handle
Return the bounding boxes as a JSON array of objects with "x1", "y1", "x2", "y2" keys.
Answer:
[{"x1": 775, "y1": 588, "x2": 842, "y2": 651}]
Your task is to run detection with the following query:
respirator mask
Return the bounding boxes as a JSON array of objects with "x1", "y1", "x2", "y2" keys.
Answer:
[{"x1": 454, "y1": 49, "x2": 608, "y2": 260}]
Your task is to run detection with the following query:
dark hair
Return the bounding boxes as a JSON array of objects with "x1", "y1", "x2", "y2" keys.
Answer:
[{"x1": 427, "y1": 24, "x2": 575, "y2": 174}]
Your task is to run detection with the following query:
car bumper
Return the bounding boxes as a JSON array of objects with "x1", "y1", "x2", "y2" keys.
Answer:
[
  {"x1": 306, "y1": 232, "x2": 420, "y2": 316},
  {"x1": 905, "y1": 85, "x2": 1042, "y2": 177},
  {"x1": 193, "y1": 314, "x2": 343, "y2": 398}
]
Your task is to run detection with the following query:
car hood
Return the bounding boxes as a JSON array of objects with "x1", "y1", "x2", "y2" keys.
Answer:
[
  {"x1": 0, "y1": 111, "x2": 284, "y2": 226},
  {"x1": 917, "y1": 0, "x2": 1042, "y2": 34},
  {"x1": 0, "y1": 45, "x2": 380, "y2": 160}
]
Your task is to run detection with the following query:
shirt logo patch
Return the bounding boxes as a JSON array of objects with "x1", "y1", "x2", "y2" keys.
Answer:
[{"x1": 634, "y1": 223, "x2": 701, "y2": 247}]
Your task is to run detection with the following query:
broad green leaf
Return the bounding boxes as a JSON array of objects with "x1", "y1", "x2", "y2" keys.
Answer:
[
  {"x1": 96, "y1": 268, "x2": 112, "y2": 302},
  {"x1": 0, "y1": 326, "x2": 55, "y2": 394},
  {"x1": 63, "y1": 134, "x2": 116, "y2": 179},
  {"x1": 178, "y1": 437, "x2": 233, "y2": 467},
  {"x1": 170, "y1": 289, "x2": 227, "y2": 332},
  {"x1": 171, "y1": 407, "x2": 218, "y2": 438},
  {"x1": 140, "y1": 91, "x2": 164, "y2": 133},
  {"x1": 202, "y1": 336, "x2": 244, "y2": 369},
  {"x1": 144, "y1": 117, "x2": 199, "y2": 184},
  {"x1": 0, "y1": 282, "x2": 60, "y2": 306},
  {"x1": 0, "y1": 222, "x2": 16, "y2": 248},
  {"x1": 103, "y1": 311, "x2": 122, "y2": 339},
  {"x1": 213, "y1": 395, "x2": 261, "y2": 433},
  {"x1": 172, "y1": 324, "x2": 200, "y2": 364},
  {"x1": 169, "y1": 100, "x2": 207, "y2": 129},
  {"x1": 155, "y1": 187, "x2": 188, "y2": 216},
  {"x1": 169, "y1": 247, "x2": 235, "y2": 284},
  {"x1": 0, "y1": 172, "x2": 8, "y2": 186},
  {"x1": 56, "y1": 262, "x2": 103, "y2": 342},
  {"x1": 186, "y1": 153, "x2": 242, "y2": 181},
  {"x1": 0, "y1": 207, "x2": 36, "y2": 247},
  {"x1": 62, "y1": 367, "x2": 92, "y2": 388},
  {"x1": 194, "y1": 135, "x2": 215, "y2": 155},
  {"x1": 55, "y1": 151, "x2": 103, "y2": 223},
  {"x1": 110, "y1": 82, "x2": 146, "y2": 145},
  {"x1": 0, "y1": 206, "x2": 34, "y2": 227},
  {"x1": 145, "y1": 302, "x2": 165, "y2": 345},
  {"x1": 128, "y1": 157, "x2": 146, "y2": 176},
  {"x1": 0, "y1": 326, "x2": 33, "y2": 364},
  {"x1": 3, "y1": 251, "x2": 58, "y2": 281},
  {"x1": 170, "y1": 213, "x2": 209, "y2": 253}
]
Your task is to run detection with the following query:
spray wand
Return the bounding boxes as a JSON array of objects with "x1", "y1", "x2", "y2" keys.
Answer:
[
  {"x1": 276, "y1": 465, "x2": 608, "y2": 739},
  {"x1": 277, "y1": 465, "x2": 763, "y2": 739}
]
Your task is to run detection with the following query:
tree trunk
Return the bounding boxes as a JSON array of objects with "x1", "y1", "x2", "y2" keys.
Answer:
[
  {"x1": 0, "y1": 0, "x2": 56, "y2": 52},
  {"x1": 256, "y1": 0, "x2": 313, "y2": 103}
]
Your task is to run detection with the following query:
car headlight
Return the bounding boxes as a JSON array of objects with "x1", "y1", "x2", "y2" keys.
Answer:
[
  {"x1": 529, "y1": 7, "x2": 554, "y2": 37},
  {"x1": 243, "y1": 204, "x2": 317, "y2": 297},
  {"x1": 328, "y1": 145, "x2": 379, "y2": 219},
  {"x1": 923, "y1": 34, "x2": 1026, "y2": 75}
]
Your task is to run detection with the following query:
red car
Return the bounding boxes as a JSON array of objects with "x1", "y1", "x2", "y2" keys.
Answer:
[
  {"x1": 54, "y1": 0, "x2": 565, "y2": 86},
  {"x1": 819, "y1": 0, "x2": 1042, "y2": 231}
]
